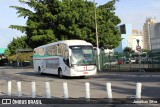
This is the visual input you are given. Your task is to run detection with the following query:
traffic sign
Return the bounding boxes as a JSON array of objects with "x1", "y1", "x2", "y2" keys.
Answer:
[{"x1": 136, "y1": 46, "x2": 141, "y2": 51}]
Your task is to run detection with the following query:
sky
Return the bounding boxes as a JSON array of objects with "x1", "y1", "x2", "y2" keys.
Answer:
[{"x1": 0, "y1": 0, "x2": 160, "y2": 48}]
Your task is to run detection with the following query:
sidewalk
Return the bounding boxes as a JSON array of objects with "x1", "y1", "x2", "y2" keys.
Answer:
[{"x1": 98, "y1": 71, "x2": 160, "y2": 77}]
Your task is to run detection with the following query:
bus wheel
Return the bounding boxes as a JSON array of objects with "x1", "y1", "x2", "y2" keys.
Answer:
[
  {"x1": 80, "y1": 76, "x2": 86, "y2": 79},
  {"x1": 58, "y1": 68, "x2": 63, "y2": 78},
  {"x1": 38, "y1": 66, "x2": 42, "y2": 75}
]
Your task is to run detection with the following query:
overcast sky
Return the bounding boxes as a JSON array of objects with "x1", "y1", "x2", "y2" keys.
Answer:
[{"x1": 0, "y1": 0, "x2": 160, "y2": 48}]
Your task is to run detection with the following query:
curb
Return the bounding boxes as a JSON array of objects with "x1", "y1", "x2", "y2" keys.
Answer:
[{"x1": 106, "y1": 74, "x2": 160, "y2": 78}]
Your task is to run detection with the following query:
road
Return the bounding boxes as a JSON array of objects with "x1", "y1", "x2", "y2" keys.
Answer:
[{"x1": 0, "y1": 66, "x2": 160, "y2": 107}]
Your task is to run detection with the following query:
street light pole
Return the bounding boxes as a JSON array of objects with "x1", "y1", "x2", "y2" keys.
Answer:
[{"x1": 93, "y1": 0, "x2": 100, "y2": 71}]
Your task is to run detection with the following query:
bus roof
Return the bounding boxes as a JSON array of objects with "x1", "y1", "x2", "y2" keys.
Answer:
[
  {"x1": 35, "y1": 40, "x2": 93, "y2": 49},
  {"x1": 59, "y1": 40, "x2": 92, "y2": 46}
]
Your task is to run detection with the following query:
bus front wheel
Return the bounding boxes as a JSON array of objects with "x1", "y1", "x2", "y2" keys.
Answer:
[{"x1": 58, "y1": 68, "x2": 63, "y2": 78}]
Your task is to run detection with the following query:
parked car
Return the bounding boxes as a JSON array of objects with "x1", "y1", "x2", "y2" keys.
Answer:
[
  {"x1": 126, "y1": 58, "x2": 136, "y2": 64},
  {"x1": 126, "y1": 58, "x2": 130, "y2": 64},
  {"x1": 130, "y1": 58, "x2": 136, "y2": 64},
  {"x1": 104, "y1": 59, "x2": 118, "y2": 67},
  {"x1": 118, "y1": 60, "x2": 123, "y2": 64}
]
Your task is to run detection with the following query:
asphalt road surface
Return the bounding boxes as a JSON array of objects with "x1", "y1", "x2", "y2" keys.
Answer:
[{"x1": 0, "y1": 66, "x2": 160, "y2": 107}]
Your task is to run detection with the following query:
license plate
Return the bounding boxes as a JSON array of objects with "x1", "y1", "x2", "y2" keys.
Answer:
[{"x1": 83, "y1": 72, "x2": 88, "y2": 74}]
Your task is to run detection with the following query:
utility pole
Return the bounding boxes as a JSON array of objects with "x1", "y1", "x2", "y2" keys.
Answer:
[{"x1": 93, "y1": 0, "x2": 100, "y2": 71}]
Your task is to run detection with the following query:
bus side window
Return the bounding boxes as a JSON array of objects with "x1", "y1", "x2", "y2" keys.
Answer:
[
  {"x1": 47, "y1": 45, "x2": 57, "y2": 56},
  {"x1": 57, "y1": 44, "x2": 63, "y2": 56}
]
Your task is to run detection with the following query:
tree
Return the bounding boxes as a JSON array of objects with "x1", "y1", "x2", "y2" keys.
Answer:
[
  {"x1": 123, "y1": 47, "x2": 135, "y2": 53},
  {"x1": 142, "y1": 49, "x2": 150, "y2": 53},
  {"x1": 10, "y1": 0, "x2": 121, "y2": 49},
  {"x1": 7, "y1": 36, "x2": 30, "y2": 55},
  {"x1": 97, "y1": 0, "x2": 121, "y2": 49},
  {"x1": 5, "y1": 36, "x2": 32, "y2": 62},
  {"x1": 4, "y1": 49, "x2": 11, "y2": 57}
]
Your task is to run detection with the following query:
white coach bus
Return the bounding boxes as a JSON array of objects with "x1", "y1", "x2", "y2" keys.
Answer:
[{"x1": 33, "y1": 40, "x2": 97, "y2": 78}]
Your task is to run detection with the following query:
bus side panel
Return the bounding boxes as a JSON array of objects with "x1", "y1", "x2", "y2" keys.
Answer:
[
  {"x1": 33, "y1": 59, "x2": 42, "y2": 72},
  {"x1": 43, "y1": 57, "x2": 59, "y2": 75},
  {"x1": 59, "y1": 58, "x2": 71, "y2": 76}
]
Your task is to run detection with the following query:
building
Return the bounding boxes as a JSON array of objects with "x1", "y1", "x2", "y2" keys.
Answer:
[
  {"x1": 0, "y1": 48, "x2": 6, "y2": 59},
  {"x1": 143, "y1": 18, "x2": 157, "y2": 50},
  {"x1": 0, "y1": 48, "x2": 6, "y2": 54},
  {"x1": 128, "y1": 30, "x2": 143, "y2": 52},
  {"x1": 150, "y1": 22, "x2": 160, "y2": 51},
  {"x1": 114, "y1": 24, "x2": 132, "y2": 53}
]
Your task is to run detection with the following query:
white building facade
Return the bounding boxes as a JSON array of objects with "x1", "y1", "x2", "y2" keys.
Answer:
[
  {"x1": 128, "y1": 30, "x2": 143, "y2": 52},
  {"x1": 150, "y1": 22, "x2": 160, "y2": 51},
  {"x1": 143, "y1": 18, "x2": 157, "y2": 50}
]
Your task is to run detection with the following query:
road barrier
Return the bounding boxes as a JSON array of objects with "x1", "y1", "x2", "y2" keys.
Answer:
[
  {"x1": 17, "y1": 81, "x2": 22, "y2": 97},
  {"x1": 136, "y1": 82, "x2": 142, "y2": 99},
  {"x1": 106, "y1": 82, "x2": 112, "y2": 102},
  {"x1": 45, "y1": 82, "x2": 51, "y2": 98},
  {"x1": 85, "y1": 82, "x2": 90, "y2": 101},
  {"x1": 63, "y1": 82, "x2": 69, "y2": 99},
  {"x1": 31, "y1": 82, "x2": 36, "y2": 98},
  {"x1": 7, "y1": 81, "x2": 12, "y2": 96},
  {"x1": 6, "y1": 81, "x2": 142, "y2": 99}
]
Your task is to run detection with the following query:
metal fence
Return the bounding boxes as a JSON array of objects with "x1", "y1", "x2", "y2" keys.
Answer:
[{"x1": 97, "y1": 51, "x2": 160, "y2": 72}]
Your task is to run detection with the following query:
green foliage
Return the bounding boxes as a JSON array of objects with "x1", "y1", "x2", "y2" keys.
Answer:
[
  {"x1": 4, "y1": 49, "x2": 11, "y2": 57},
  {"x1": 9, "y1": 25, "x2": 26, "y2": 33},
  {"x1": 97, "y1": 0, "x2": 121, "y2": 49},
  {"x1": 6, "y1": 35, "x2": 32, "y2": 61},
  {"x1": 8, "y1": 52, "x2": 32, "y2": 61},
  {"x1": 7, "y1": 36, "x2": 30, "y2": 55},
  {"x1": 123, "y1": 47, "x2": 135, "y2": 53},
  {"x1": 17, "y1": 52, "x2": 32, "y2": 61},
  {"x1": 142, "y1": 49, "x2": 150, "y2": 53},
  {"x1": 10, "y1": 0, "x2": 121, "y2": 49},
  {"x1": 7, "y1": 54, "x2": 17, "y2": 61}
]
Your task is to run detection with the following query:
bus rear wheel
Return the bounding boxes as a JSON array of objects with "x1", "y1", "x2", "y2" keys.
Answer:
[
  {"x1": 58, "y1": 68, "x2": 63, "y2": 78},
  {"x1": 38, "y1": 66, "x2": 42, "y2": 75}
]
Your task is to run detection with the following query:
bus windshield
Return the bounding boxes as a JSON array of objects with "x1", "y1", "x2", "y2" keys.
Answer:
[{"x1": 70, "y1": 46, "x2": 96, "y2": 65}]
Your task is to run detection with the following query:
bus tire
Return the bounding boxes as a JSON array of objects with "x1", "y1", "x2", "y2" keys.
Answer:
[
  {"x1": 80, "y1": 76, "x2": 86, "y2": 79},
  {"x1": 58, "y1": 68, "x2": 63, "y2": 78},
  {"x1": 38, "y1": 66, "x2": 42, "y2": 75}
]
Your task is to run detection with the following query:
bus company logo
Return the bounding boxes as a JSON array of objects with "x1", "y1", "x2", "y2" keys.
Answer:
[{"x1": 2, "y1": 99, "x2": 11, "y2": 104}]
